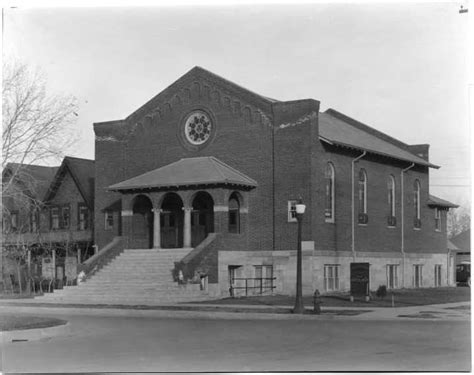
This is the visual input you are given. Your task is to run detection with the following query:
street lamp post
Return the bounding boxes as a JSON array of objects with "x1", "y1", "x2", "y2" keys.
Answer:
[{"x1": 293, "y1": 200, "x2": 306, "y2": 314}]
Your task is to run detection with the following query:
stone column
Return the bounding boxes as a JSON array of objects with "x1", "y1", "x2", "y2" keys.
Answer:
[
  {"x1": 152, "y1": 208, "x2": 162, "y2": 249},
  {"x1": 183, "y1": 206, "x2": 192, "y2": 248}
]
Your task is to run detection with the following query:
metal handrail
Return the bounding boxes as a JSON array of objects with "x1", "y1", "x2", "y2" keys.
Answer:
[{"x1": 229, "y1": 277, "x2": 276, "y2": 297}]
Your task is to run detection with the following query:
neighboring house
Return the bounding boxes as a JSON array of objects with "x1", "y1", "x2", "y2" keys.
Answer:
[
  {"x1": 1, "y1": 157, "x2": 95, "y2": 286},
  {"x1": 91, "y1": 66, "x2": 457, "y2": 297},
  {"x1": 450, "y1": 229, "x2": 471, "y2": 265}
]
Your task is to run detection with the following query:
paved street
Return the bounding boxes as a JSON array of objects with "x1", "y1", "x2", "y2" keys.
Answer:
[{"x1": 1, "y1": 312, "x2": 470, "y2": 372}]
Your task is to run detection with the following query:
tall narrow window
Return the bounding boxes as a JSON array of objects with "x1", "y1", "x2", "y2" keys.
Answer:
[
  {"x1": 325, "y1": 163, "x2": 335, "y2": 222},
  {"x1": 61, "y1": 205, "x2": 70, "y2": 229},
  {"x1": 324, "y1": 264, "x2": 340, "y2": 291},
  {"x1": 50, "y1": 207, "x2": 59, "y2": 230},
  {"x1": 228, "y1": 193, "x2": 240, "y2": 233},
  {"x1": 387, "y1": 175, "x2": 396, "y2": 227},
  {"x1": 414, "y1": 180, "x2": 421, "y2": 228},
  {"x1": 434, "y1": 208, "x2": 441, "y2": 232},
  {"x1": 78, "y1": 204, "x2": 89, "y2": 230},
  {"x1": 358, "y1": 169, "x2": 368, "y2": 224},
  {"x1": 386, "y1": 264, "x2": 399, "y2": 289}
]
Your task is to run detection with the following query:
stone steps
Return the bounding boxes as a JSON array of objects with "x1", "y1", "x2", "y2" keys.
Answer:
[{"x1": 34, "y1": 247, "x2": 211, "y2": 305}]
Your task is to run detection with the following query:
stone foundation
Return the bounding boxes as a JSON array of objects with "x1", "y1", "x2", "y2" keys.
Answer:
[{"x1": 217, "y1": 245, "x2": 455, "y2": 297}]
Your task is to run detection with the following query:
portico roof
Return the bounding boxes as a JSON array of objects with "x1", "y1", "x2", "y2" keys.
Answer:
[{"x1": 108, "y1": 156, "x2": 257, "y2": 191}]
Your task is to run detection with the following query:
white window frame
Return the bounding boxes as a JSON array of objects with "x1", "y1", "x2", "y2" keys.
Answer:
[
  {"x1": 288, "y1": 200, "x2": 297, "y2": 222},
  {"x1": 386, "y1": 264, "x2": 399, "y2": 289},
  {"x1": 324, "y1": 264, "x2": 340, "y2": 292},
  {"x1": 388, "y1": 175, "x2": 396, "y2": 219},
  {"x1": 359, "y1": 169, "x2": 367, "y2": 215},
  {"x1": 413, "y1": 264, "x2": 423, "y2": 288},
  {"x1": 325, "y1": 162, "x2": 335, "y2": 223},
  {"x1": 104, "y1": 211, "x2": 114, "y2": 230},
  {"x1": 434, "y1": 208, "x2": 441, "y2": 232}
]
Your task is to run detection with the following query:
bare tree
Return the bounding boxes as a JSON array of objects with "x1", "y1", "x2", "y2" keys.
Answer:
[
  {"x1": 447, "y1": 206, "x2": 471, "y2": 238},
  {"x1": 2, "y1": 60, "x2": 78, "y2": 292},
  {"x1": 2, "y1": 59, "x2": 78, "y2": 202}
]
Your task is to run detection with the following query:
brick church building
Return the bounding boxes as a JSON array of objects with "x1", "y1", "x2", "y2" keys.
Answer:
[{"x1": 88, "y1": 66, "x2": 457, "y2": 299}]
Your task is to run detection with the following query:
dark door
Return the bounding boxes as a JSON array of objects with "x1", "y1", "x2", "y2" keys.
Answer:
[
  {"x1": 191, "y1": 211, "x2": 209, "y2": 247},
  {"x1": 161, "y1": 211, "x2": 179, "y2": 248},
  {"x1": 350, "y1": 262, "x2": 370, "y2": 296}
]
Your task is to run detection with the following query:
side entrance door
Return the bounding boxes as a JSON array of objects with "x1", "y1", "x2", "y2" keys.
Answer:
[{"x1": 350, "y1": 262, "x2": 370, "y2": 296}]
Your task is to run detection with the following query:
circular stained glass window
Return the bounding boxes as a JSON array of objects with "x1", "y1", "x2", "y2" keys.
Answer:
[{"x1": 184, "y1": 111, "x2": 212, "y2": 145}]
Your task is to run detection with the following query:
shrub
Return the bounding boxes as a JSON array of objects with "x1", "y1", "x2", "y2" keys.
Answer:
[{"x1": 376, "y1": 285, "x2": 387, "y2": 299}]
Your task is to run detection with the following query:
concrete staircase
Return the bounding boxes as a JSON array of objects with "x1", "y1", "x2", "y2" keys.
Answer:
[{"x1": 35, "y1": 249, "x2": 212, "y2": 305}]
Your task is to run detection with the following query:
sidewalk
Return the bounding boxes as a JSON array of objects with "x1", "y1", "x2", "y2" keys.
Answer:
[{"x1": 0, "y1": 298, "x2": 470, "y2": 321}]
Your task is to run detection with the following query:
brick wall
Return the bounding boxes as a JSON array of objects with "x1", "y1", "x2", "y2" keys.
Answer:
[
  {"x1": 311, "y1": 144, "x2": 447, "y2": 254},
  {"x1": 94, "y1": 74, "x2": 275, "y2": 252},
  {"x1": 93, "y1": 69, "x2": 449, "y2": 259}
]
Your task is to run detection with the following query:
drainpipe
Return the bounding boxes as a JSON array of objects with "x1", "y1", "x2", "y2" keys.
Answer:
[
  {"x1": 400, "y1": 163, "x2": 415, "y2": 287},
  {"x1": 351, "y1": 151, "x2": 366, "y2": 261}
]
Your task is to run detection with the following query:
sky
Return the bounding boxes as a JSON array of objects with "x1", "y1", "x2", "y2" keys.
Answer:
[{"x1": 2, "y1": 1, "x2": 471, "y2": 208}]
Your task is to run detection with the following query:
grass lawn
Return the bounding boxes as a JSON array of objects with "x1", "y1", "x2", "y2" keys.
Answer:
[
  {"x1": 0, "y1": 315, "x2": 67, "y2": 331},
  {"x1": 190, "y1": 287, "x2": 471, "y2": 307}
]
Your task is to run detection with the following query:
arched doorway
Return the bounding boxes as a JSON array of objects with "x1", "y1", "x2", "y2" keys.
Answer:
[
  {"x1": 132, "y1": 195, "x2": 153, "y2": 249},
  {"x1": 161, "y1": 193, "x2": 184, "y2": 248},
  {"x1": 191, "y1": 192, "x2": 214, "y2": 247}
]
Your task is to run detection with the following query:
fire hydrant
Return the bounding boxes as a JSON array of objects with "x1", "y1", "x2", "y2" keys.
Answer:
[{"x1": 313, "y1": 289, "x2": 322, "y2": 315}]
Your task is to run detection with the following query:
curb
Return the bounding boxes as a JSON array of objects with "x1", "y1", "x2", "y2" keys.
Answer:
[{"x1": 1, "y1": 321, "x2": 70, "y2": 342}]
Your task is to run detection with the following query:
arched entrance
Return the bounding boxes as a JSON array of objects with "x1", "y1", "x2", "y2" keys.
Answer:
[
  {"x1": 191, "y1": 192, "x2": 214, "y2": 247},
  {"x1": 160, "y1": 193, "x2": 184, "y2": 248},
  {"x1": 132, "y1": 195, "x2": 153, "y2": 249}
]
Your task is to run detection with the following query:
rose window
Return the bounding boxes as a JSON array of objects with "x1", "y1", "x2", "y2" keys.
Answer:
[{"x1": 184, "y1": 112, "x2": 212, "y2": 145}]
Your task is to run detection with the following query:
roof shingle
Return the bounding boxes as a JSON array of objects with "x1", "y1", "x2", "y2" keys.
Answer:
[{"x1": 108, "y1": 157, "x2": 257, "y2": 191}]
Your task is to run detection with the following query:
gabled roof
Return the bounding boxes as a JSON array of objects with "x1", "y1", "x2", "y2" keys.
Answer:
[
  {"x1": 428, "y1": 195, "x2": 458, "y2": 208},
  {"x1": 108, "y1": 157, "x2": 257, "y2": 191},
  {"x1": 450, "y1": 229, "x2": 471, "y2": 253},
  {"x1": 44, "y1": 157, "x2": 95, "y2": 207},
  {"x1": 3, "y1": 163, "x2": 59, "y2": 201},
  {"x1": 319, "y1": 109, "x2": 439, "y2": 168},
  {"x1": 127, "y1": 66, "x2": 278, "y2": 124}
]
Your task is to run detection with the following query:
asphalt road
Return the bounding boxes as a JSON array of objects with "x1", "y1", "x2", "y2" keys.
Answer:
[{"x1": 1, "y1": 313, "x2": 471, "y2": 372}]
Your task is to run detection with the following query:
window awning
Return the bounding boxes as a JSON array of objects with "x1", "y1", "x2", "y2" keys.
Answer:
[{"x1": 108, "y1": 157, "x2": 257, "y2": 191}]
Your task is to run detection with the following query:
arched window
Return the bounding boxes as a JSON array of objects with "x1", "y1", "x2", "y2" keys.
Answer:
[
  {"x1": 325, "y1": 163, "x2": 335, "y2": 222},
  {"x1": 387, "y1": 175, "x2": 396, "y2": 227},
  {"x1": 414, "y1": 180, "x2": 421, "y2": 228},
  {"x1": 228, "y1": 193, "x2": 240, "y2": 234},
  {"x1": 358, "y1": 169, "x2": 368, "y2": 223}
]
